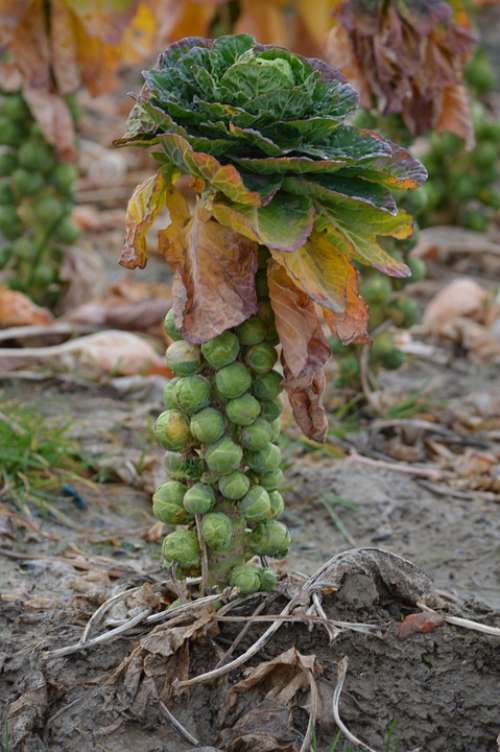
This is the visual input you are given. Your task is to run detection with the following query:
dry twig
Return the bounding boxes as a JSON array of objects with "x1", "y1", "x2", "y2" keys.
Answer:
[{"x1": 333, "y1": 656, "x2": 378, "y2": 752}]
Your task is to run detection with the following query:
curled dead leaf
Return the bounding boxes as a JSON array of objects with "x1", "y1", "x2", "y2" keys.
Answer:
[
  {"x1": 121, "y1": 171, "x2": 167, "y2": 270},
  {"x1": 0, "y1": 287, "x2": 53, "y2": 328}
]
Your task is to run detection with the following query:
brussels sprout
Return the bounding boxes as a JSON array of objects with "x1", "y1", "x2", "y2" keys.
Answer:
[
  {"x1": 183, "y1": 482, "x2": 215, "y2": 515},
  {"x1": 361, "y1": 276, "x2": 392, "y2": 305},
  {"x1": 165, "y1": 340, "x2": 201, "y2": 376},
  {"x1": 226, "y1": 392, "x2": 261, "y2": 426},
  {"x1": 230, "y1": 564, "x2": 261, "y2": 593},
  {"x1": 153, "y1": 481, "x2": 189, "y2": 524},
  {"x1": 201, "y1": 512, "x2": 233, "y2": 550},
  {"x1": 269, "y1": 419, "x2": 281, "y2": 443},
  {"x1": 33, "y1": 195, "x2": 65, "y2": 224},
  {"x1": 162, "y1": 529, "x2": 200, "y2": 567},
  {"x1": 2, "y1": 94, "x2": 30, "y2": 121},
  {"x1": 245, "y1": 342, "x2": 277, "y2": 374},
  {"x1": 190, "y1": 407, "x2": 225, "y2": 445},
  {"x1": 218, "y1": 470, "x2": 250, "y2": 500},
  {"x1": 255, "y1": 268, "x2": 268, "y2": 299},
  {"x1": 252, "y1": 370, "x2": 282, "y2": 401},
  {"x1": 54, "y1": 218, "x2": 80, "y2": 244},
  {"x1": 0, "y1": 151, "x2": 17, "y2": 177},
  {"x1": 250, "y1": 520, "x2": 291, "y2": 557},
  {"x1": 407, "y1": 257, "x2": 426, "y2": 282},
  {"x1": 0, "y1": 116, "x2": 21, "y2": 146},
  {"x1": 164, "y1": 308, "x2": 182, "y2": 341},
  {"x1": 259, "y1": 567, "x2": 278, "y2": 591},
  {"x1": 269, "y1": 490, "x2": 284, "y2": 518},
  {"x1": 474, "y1": 142, "x2": 497, "y2": 171},
  {"x1": 12, "y1": 238, "x2": 34, "y2": 261},
  {"x1": 240, "y1": 485, "x2": 271, "y2": 522},
  {"x1": 337, "y1": 354, "x2": 360, "y2": 385},
  {"x1": 201, "y1": 331, "x2": 239, "y2": 369},
  {"x1": 18, "y1": 139, "x2": 55, "y2": 173},
  {"x1": 236, "y1": 316, "x2": 266, "y2": 345},
  {"x1": 163, "y1": 378, "x2": 180, "y2": 408},
  {"x1": 246, "y1": 443, "x2": 281, "y2": 475},
  {"x1": 240, "y1": 417, "x2": 272, "y2": 450},
  {"x1": 0, "y1": 181, "x2": 14, "y2": 205},
  {"x1": 174, "y1": 375, "x2": 211, "y2": 415},
  {"x1": 390, "y1": 298, "x2": 419, "y2": 328},
  {"x1": 0, "y1": 205, "x2": 21, "y2": 240},
  {"x1": 380, "y1": 347, "x2": 405, "y2": 370},
  {"x1": 164, "y1": 451, "x2": 204, "y2": 481},
  {"x1": 205, "y1": 436, "x2": 243, "y2": 476},
  {"x1": 154, "y1": 409, "x2": 192, "y2": 451},
  {"x1": 215, "y1": 362, "x2": 252, "y2": 399},
  {"x1": 463, "y1": 209, "x2": 489, "y2": 232},
  {"x1": 371, "y1": 333, "x2": 394, "y2": 359},
  {"x1": 51, "y1": 163, "x2": 77, "y2": 194},
  {"x1": 11, "y1": 168, "x2": 43, "y2": 197},
  {"x1": 260, "y1": 398, "x2": 283, "y2": 422}
]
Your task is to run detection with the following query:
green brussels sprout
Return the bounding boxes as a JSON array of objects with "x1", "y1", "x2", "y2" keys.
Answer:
[
  {"x1": 361, "y1": 276, "x2": 392, "y2": 305},
  {"x1": 337, "y1": 354, "x2": 360, "y2": 386},
  {"x1": 164, "y1": 308, "x2": 182, "y2": 341},
  {"x1": 0, "y1": 151, "x2": 17, "y2": 177},
  {"x1": 201, "y1": 512, "x2": 233, "y2": 550},
  {"x1": 259, "y1": 567, "x2": 278, "y2": 591},
  {"x1": 455, "y1": 174, "x2": 477, "y2": 202},
  {"x1": 215, "y1": 362, "x2": 252, "y2": 399},
  {"x1": 165, "y1": 340, "x2": 202, "y2": 376},
  {"x1": 32, "y1": 263, "x2": 57, "y2": 286},
  {"x1": 54, "y1": 218, "x2": 81, "y2": 244},
  {"x1": 482, "y1": 188, "x2": 500, "y2": 210},
  {"x1": 240, "y1": 485, "x2": 271, "y2": 522},
  {"x1": 240, "y1": 417, "x2": 272, "y2": 450},
  {"x1": 473, "y1": 142, "x2": 497, "y2": 171},
  {"x1": 226, "y1": 392, "x2": 261, "y2": 426},
  {"x1": 1, "y1": 94, "x2": 30, "y2": 121},
  {"x1": 18, "y1": 140, "x2": 54, "y2": 172},
  {"x1": 404, "y1": 186, "x2": 428, "y2": 214},
  {"x1": 230, "y1": 564, "x2": 261, "y2": 593},
  {"x1": 205, "y1": 436, "x2": 243, "y2": 476},
  {"x1": 190, "y1": 407, "x2": 225, "y2": 445},
  {"x1": 183, "y1": 482, "x2": 215, "y2": 515},
  {"x1": 236, "y1": 316, "x2": 266, "y2": 346},
  {"x1": 51, "y1": 163, "x2": 77, "y2": 194},
  {"x1": 260, "y1": 398, "x2": 283, "y2": 422},
  {"x1": 389, "y1": 298, "x2": 419, "y2": 328},
  {"x1": 250, "y1": 520, "x2": 291, "y2": 557},
  {"x1": 0, "y1": 205, "x2": 21, "y2": 240},
  {"x1": 245, "y1": 342, "x2": 277, "y2": 374},
  {"x1": 12, "y1": 237, "x2": 34, "y2": 260},
  {"x1": 252, "y1": 370, "x2": 282, "y2": 401},
  {"x1": 218, "y1": 470, "x2": 250, "y2": 500},
  {"x1": 380, "y1": 347, "x2": 405, "y2": 370},
  {"x1": 163, "y1": 377, "x2": 180, "y2": 409},
  {"x1": 0, "y1": 116, "x2": 21, "y2": 146},
  {"x1": 269, "y1": 419, "x2": 281, "y2": 443},
  {"x1": 174, "y1": 375, "x2": 211, "y2": 415},
  {"x1": 269, "y1": 490, "x2": 284, "y2": 518},
  {"x1": 33, "y1": 195, "x2": 65, "y2": 224},
  {"x1": 246, "y1": 443, "x2": 281, "y2": 475},
  {"x1": 463, "y1": 209, "x2": 489, "y2": 232},
  {"x1": 153, "y1": 481, "x2": 189, "y2": 524},
  {"x1": 201, "y1": 331, "x2": 239, "y2": 369},
  {"x1": 162, "y1": 529, "x2": 200, "y2": 567},
  {"x1": 11, "y1": 168, "x2": 43, "y2": 197},
  {"x1": 0, "y1": 181, "x2": 14, "y2": 205},
  {"x1": 407, "y1": 257, "x2": 426, "y2": 282},
  {"x1": 371, "y1": 333, "x2": 394, "y2": 360},
  {"x1": 164, "y1": 450, "x2": 204, "y2": 481},
  {"x1": 255, "y1": 268, "x2": 268, "y2": 299},
  {"x1": 154, "y1": 409, "x2": 192, "y2": 451}
]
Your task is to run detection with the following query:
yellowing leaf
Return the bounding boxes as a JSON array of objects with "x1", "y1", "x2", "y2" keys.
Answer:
[
  {"x1": 235, "y1": 0, "x2": 291, "y2": 47},
  {"x1": 297, "y1": 0, "x2": 337, "y2": 48},
  {"x1": 161, "y1": 205, "x2": 259, "y2": 344},
  {"x1": 162, "y1": 0, "x2": 220, "y2": 41},
  {"x1": 120, "y1": 171, "x2": 167, "y2": 270}
]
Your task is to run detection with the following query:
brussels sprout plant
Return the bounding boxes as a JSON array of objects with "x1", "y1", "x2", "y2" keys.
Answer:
[
  {"x1": 0, "y1": 92, "x2": 79, "y2": 306},
  {"x1": 117, "y1": 34, "x2": 425, "y2": 591}
]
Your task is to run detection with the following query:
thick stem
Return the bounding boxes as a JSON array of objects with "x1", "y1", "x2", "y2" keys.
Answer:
[{"x1": 154, "y1": 257, "x2": 289, "y2": 593}]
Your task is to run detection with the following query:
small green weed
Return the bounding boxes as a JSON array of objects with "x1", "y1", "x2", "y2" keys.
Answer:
[{"x1": 0, "y1": 397, "x2": 89, "y2": 509}]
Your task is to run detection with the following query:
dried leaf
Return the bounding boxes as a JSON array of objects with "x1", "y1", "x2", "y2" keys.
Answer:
[
  {"x1": 397, "y1": 611, "x2": 445, "y2": 639},
  {"x1": 140, "y1": 610, "x2": 214, "y2": 658},
  {"x1": 422, "y1": 278, "x2": 487, "y2": 336},
  {"x1": 435, "y1": 82, "x2": 474, "y2": 148},
  {"x1": 161, "y1": 204, "x2": 259, "y2": 344},
  {"x1": 6, "y1": 670, "x2": 47, "y2": 748},
  {"x1": 221, "y1": 699, "x2": 297, "y2": 752},
  {"x1": 0, "y1": 287, "x2": 53, "y2": 328},
  {"x1": 121, "y1": 171, "x2": 167, "y2": 270}
]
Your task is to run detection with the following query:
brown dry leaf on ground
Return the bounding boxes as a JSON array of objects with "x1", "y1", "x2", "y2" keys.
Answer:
[
  {"x1": 5, "y1": 670, "x2": 48, "y2": 749},
  {"x1": 0, "y1": 287, "x2": 53, "y2": 327},
  {"x1": 398, "y1": 610, "x2": 445, "y2": 639}
]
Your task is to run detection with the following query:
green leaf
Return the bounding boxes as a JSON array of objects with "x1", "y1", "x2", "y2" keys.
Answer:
[
  {"x1": 337, "y1": 140, "x2": 428, "y2": 189},
  {"x1": 213, "y1": 192, "x2": 315, "y2": 252},
  {"x1": 282, "y1": 174, "x2": 397, "y2": 213}
]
